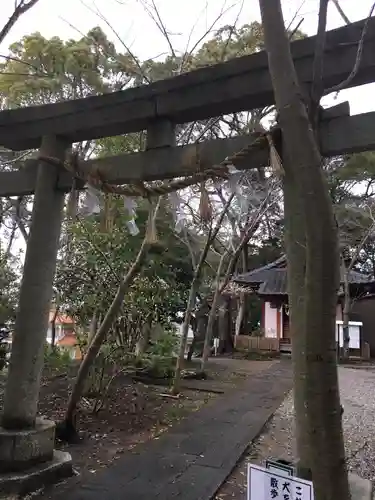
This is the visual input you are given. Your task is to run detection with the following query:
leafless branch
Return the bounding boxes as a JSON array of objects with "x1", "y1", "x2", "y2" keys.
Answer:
[
  {"x1": 289, "y1": 18, "x2": 304, "y2": 40},
  {"x1": 180, "y1": 1, "x2": 210, "y2": 70},
  {"x1": 331, "y1": 0, "x2": 350, "y2": 25},
  {"x1": 286, "y1": 0, "x2": 306, "y2": 32},
  {"x1": 218, "y1": 0, "x2": 245, "y2": 61},
  {"x1": 180, "y1": 1, "x2": 238, "y2": 71},
  {"x1": 81, "y1": 0, "x2": 150, "y2": 84},
  {"x1": 0, "y1": 0, "x2": 40, "y2": 46},
  {"x1": 137, "y1": 0, "x2": 177, "y2": 58},
  {"x1": 325, "y1": 1, "x2": 375, "y2": 95},
  {"x1": 348, "y1": 219, "x2": 375, "y2": 272}
]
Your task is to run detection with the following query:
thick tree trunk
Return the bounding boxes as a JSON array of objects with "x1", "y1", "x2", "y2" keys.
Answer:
[
  {"x1": 259, "y1": 2, "x2": 350, "y2": 499},
  {"x1": 283, "y1": 164, "x2": 311, "y2": 475}
]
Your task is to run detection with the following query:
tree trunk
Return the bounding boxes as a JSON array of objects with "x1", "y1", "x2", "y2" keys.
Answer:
[
  {"x1": 237, "y1": 246, "x2": 249, "y2": 336},
  {"x1": 201, "y1": 251, "x2": 228, "y2": 371},
  {"x1": 50, "y1": 304, "x2": 60, "y2": 349},
  {"x1": 201, "y1": 215, "x2": 264, "y2": 370},
  {"x1": 283, "y1": 161, "x2": 311, "y2": 476},
  {"x1": 88, "y1": 309, "x2": 98, "y2": 346},
  {"x1": 259, "y1": 2, "x2": 350, "y2": 499},
  {"x1": 235, "y1": 292, "x2": 246, "y2": 336},
  {"x1": 187, "y1": 314, "x2": 207, "y2": 361},
  {"x1": 5, "y1": 220, "x2": 16, "y2": 258},
  {"x1": 341, "y1": 261, "x2": 350, "y2": 361},
  {"x1": 218, "y1": 296, "x2": 233, "y2": 354},
  {"x1": 172, "y1": 279, "x2": 199, "y2": 394}
]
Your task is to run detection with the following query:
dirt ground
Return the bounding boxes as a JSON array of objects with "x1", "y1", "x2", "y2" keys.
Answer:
[
  {"x1": 38, "y1": 371, "x2": 214, "y2": 476},
  {"x1": 0, "y1": 356, "x2": 275, "y2": 485}
]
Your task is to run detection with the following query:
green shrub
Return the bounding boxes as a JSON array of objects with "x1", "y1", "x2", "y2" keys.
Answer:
[
  {"x1": 44, "y1": 343, "x2": 73, "y2": 369},
  {"x1": 148, "y1": 329, "x2": 179, "y2": 357},
  {"x1": 147, "y1": 354, "x2": 176, "y2": 378}
]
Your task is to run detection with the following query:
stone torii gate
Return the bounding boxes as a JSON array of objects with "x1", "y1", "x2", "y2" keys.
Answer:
[{"x1": 0, "y1": 16, "x2": 375, "y2": 494}]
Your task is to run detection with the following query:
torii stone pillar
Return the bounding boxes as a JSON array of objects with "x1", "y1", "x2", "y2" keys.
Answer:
[{"x1": 0, "y1": 136, "x2": 72, "y2": 494}]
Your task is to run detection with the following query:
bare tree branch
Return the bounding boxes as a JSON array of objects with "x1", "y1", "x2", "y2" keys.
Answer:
[
  {"x1": 331, "y1": 0, "x2": 351, "y2": 25},
  {"x1": 81, "y1": 0, "x2": 150, "y2": 84},
  {"x1": 137, "y1": 0, "x2": 177, "y2": 58},
  {"x1": 325, "y1": 1, "x2": 375, "y2": 95},
  {"x1": 0, "y1": 0, "x2": 40, "y2": 46}
]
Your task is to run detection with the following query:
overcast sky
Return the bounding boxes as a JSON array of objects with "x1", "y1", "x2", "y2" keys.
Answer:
[{"x1": 1, "y1": 0, "x2": 375, "y2": 114}]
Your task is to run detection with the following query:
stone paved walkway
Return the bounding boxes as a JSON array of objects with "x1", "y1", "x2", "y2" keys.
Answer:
[{"x1": 50, "y1": 360, "x2": 292, "y2": 500}]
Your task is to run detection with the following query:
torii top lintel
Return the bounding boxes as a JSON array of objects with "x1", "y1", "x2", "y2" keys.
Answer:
[{"x1": 0, "y1": 17, "x2": 375, "y2": 151}]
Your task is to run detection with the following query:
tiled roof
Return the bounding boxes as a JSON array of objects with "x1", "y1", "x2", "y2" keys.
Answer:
[
  {"x1": 48, "y1": 310, "x2": 74, "y2": 325},
  {"x1": 257, "y1": 269, "x2": 287, "y2": 295},
  {"x1": 234, "y1": 255, "x2": 287, "y2": 285},
  {"x1": 233, "y1": 255, "x2": 375, "y2": 296}
]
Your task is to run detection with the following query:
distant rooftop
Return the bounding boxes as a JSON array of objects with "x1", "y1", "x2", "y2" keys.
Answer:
[{"x1": 233, "y1": 255, "x2": 374, "y2": 296}]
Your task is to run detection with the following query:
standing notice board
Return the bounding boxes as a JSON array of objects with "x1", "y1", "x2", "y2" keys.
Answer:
[{"x1": 248, "y1": 463, "x2": 314, "y2": 500}]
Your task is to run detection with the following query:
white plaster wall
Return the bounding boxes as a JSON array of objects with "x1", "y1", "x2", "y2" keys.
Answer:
[
  {"x1": 264, "y1": 302, "x2": 278, "y2": 338},
  {"x1": 46, "y1": 324, "x2": 63, "y2": 344}
]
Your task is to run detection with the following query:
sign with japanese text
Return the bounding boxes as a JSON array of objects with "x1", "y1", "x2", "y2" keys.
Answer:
[{"x1": 248, "y1": 464, "x2": 314, "y2": 500}]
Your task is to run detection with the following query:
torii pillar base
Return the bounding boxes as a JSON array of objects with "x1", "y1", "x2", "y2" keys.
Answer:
[{"x1": 0, "y1": 418, "x2": 73, "y2": 495}]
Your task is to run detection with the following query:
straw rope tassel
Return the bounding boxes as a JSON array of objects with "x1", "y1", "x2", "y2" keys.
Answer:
[
  {"x1": 266, "y1": 134, "x2": 285, "y2": 176},
  {"x1": 199, "y1": 182, "x2": 212, "y2": 222},
  {"x1": 145, "y1": 199, "x2": 158, "y2": 243}
]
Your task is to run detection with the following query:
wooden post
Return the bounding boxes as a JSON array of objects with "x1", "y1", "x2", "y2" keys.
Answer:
[
  {"x1": 2, "y1": 136, "x2": 69, "y2": 430},
  {"x1": 146, "y1": 119, "x2": 176, "y2": 149}
]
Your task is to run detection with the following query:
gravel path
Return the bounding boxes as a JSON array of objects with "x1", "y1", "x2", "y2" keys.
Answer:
[{"x1": 216, "y1": 366, "x2": 375, "y2": 499}]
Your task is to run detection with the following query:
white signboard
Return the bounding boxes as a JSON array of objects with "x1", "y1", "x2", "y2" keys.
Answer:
[
  {"x1": 336, "y1": 321, "x2": 361, "y2": 349},
  {"x1": 248, "y1": 464, "x2": 314, "y2": 500}
]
